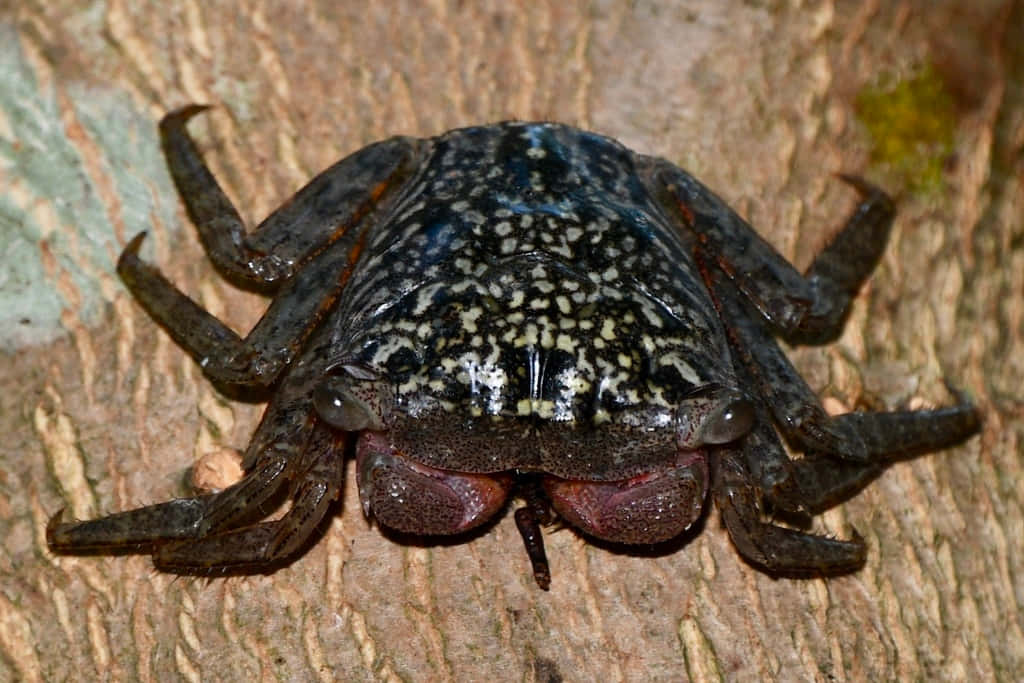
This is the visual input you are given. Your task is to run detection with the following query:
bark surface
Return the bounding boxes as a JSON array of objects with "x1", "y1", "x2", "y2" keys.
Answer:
[{"x1": 2, "y1": 1, "x2": 1022, "y2": 681}]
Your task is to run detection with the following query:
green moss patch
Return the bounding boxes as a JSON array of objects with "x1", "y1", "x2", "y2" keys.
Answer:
[{"x1": 855, "y1": 65, "x2": 957, "y2": 194}]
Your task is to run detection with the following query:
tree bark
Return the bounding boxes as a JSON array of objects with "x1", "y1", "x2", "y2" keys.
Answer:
[{"x1": 2, "y1": 1, "x2": 1021, "y2": 680}]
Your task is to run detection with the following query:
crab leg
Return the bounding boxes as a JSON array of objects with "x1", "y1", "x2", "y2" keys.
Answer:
[
  {"x1": 700, "y1": 259, "x2": 980, "y2": 462},
  {"x1": 48, "y1": 378, "x2": 319, "y2": 553},
  {"x1": 114, "y1": 107, "x2": 417, "y2": 392},
  {"x1": 153, "y1": 424, "x2": 346, "y2": 571},
  {"x1": 118, "y1": 230, "x2": 364, "y2": 391},
  {"x1": 653, "y1": 164, "x2": 894, "y2": 343},
  {"x1": 159, "y1": 105, "x2": 418, "y2": 291},
  {"x1": 713, "y1": 446, "x2": 867, "y2": 574},
  {"x1": 721, "y1": 367, "x2": 888, "y2": 515},
  {"x1": 46, "y1": 456, "x2": 293, "y2": 552}
]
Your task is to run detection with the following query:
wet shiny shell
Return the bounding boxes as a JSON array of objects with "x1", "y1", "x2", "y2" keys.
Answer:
[{"x1": 328, "y1": 122, "x2": 737, "y2": 480}]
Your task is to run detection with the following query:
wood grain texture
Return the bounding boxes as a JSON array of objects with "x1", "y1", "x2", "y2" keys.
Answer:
[{"x1": 2, "y1": 1, "x2": 1021, "y2": 680}]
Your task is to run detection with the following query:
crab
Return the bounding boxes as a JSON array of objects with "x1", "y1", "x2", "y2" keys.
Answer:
[{"x1": 48, "y1": 106, "x2": 980, "y2": 589}]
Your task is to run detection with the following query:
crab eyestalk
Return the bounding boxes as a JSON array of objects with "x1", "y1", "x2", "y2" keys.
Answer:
[
  {"x1": 313, "y1": 374, "x2": 390, "y2": 432},
  {"x1": 698, "y1": 396, "x2": 755, "y2": 444},
  {"x1": 676, "y1": 389, "x2": 756, "y2": 449}
]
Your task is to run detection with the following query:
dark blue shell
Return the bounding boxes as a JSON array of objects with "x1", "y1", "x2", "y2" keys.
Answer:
[{"x1": 322, "y1": 123, "x2": 738, "y2": 477}]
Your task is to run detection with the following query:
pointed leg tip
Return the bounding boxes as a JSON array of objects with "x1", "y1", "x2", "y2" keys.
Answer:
[
  {"x1": 46, "y1": 508, "x2": 69, "y2": 548},
  {"x1": 125, "y1": 231, "x2": 148, "y2": 252},
  {"x1": 834, "y1": 173, "x2": 892, "y2": 202},
  {"x1": 159, "y1": 104, "x2": 214, "y2": 132},
  {"x1": 46, "y1": 506, "x2": 65, "y2": 526},
  {"x1": 116, "y1": 232, "x2": 149, "y2": 276},
  {"x1": 942, "y1": 378, "x2": 979, "y2": 407},
  {"x1": 834, "y1": 172, "x2": 870, "y2": 190},
  {"x1": 938, "y1": 379, "x2": 983, "y2": 436}
]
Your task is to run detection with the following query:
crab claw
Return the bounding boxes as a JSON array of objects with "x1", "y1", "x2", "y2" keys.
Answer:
[
  {"x1": 355, "y1": 431, "x2": 512, "y2": 536},
  {"x1": 543, "y1": 450, "x2": 709, "y2": 545}
]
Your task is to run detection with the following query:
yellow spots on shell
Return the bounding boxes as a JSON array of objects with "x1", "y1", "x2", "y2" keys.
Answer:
[
  {"x1": 564, "y1": 371, "x2": 591, "y2": 395},
  {"x1": 343, "y1": 124, "x2": 732, "y2": 435},
  {"x1": 529, "y1": 171, "x2": 545, "y2": 191},
  {"x1": 398, "y1": 378, "x2": 418, "y2": 394},
  {"x1": 659, "y1": 353, "x2": 701, "y2": 386},
  {"x1": 371, "y1": 335, "x2": 418, "y2": 371},
  {"x1": 535, "y1": 280, "x2": 556, "y2": 294},
  {"x1": 549, "y1": 243, "x2": 573, "y2": 259},
  {"x1": 637, "y1": 299, "x2": 666, "y2": 328},
  {"x1": 460, "y1": 306, "x2": 483, "y2": 333},
  {"x1": 412, "y1": 281, "x2": 446, "y2": 315},
  {"x1": 616, "y1": 387, "x2": 641, "y2": 406},
  {"x1": 517, "y1": 398, "x2": 557, "y2": 418},
  {"x1": 644, "y1": 383, "x2": 673, "y2": 409},
  {"x1": 539, "y1": 323, "x2": 555, "y2": 349},
  {"x1": 450, "y1": 279, "x2": 480, "y2": 294},
  {"x1": 641, "y1": 334, "x2": 657, "y2": 354},
  {"x1": 514, "y1": 322, "x2": 540, "y2": 347}
]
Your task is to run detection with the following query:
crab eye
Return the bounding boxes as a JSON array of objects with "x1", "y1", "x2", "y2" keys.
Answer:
[
  {"x1": 313, "y1": 378, "x2": 384, "y2": 432},
  {"x1": 700, "y1": 398, "x2": 755, "y2": 444}
]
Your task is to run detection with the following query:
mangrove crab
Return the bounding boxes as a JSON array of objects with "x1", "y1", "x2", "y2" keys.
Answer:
[{"x1": 48, "y1": 107, "x2": 980, "y2": 588}]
